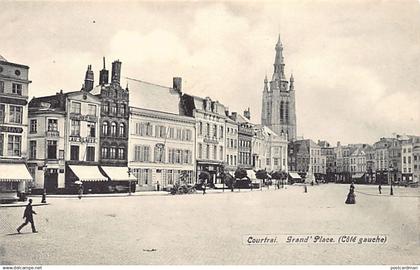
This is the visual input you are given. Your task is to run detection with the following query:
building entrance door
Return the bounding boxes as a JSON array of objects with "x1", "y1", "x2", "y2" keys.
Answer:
[{"x1": 44, "y1": 169, "x2": 58, "y2": 193}]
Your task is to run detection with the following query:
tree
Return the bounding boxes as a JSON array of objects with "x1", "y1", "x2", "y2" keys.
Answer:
[
  {"x1": 199, "y1": 171, "x2": 210, "y2": 184},
  {"x1": 256, "y1": 169, "x2": 268, "y2": 180},
  {"x1": 223, "y1": 173, "x2": 235, "y2": 192},
  {"x1": 234, "y1": 168, "x2": 247, "y2": 180},
  {"x1": 256, "y1": 169, "x2": 268, "y2": 189}
]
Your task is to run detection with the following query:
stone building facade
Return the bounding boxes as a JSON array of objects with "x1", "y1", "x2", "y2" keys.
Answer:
[
  {"x1": 180, "y1": 94, "x2": 227, "y2": 185},
  {"x1": 0, "y1": 55, "x2": 33, "y2": 201},
  {"x1": 229, "y1": 112, "x2": 253, "y2": 170},
  {"x1": 28, "y1": 89, "x2": 104, "y2": 192},
  {"x1": 224, "y1": 116, "x2": 238, "y2": 174},
  {"x1": 128, "y1": 77, "x2": 195, "y2": 190},
  {"x1": 261, "y1": 35, "x2": 297, "y2": 141}
]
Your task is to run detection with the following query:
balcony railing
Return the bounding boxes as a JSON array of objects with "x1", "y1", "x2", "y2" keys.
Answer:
[
  {"x1": 203, "y1": 135, "x2": 219, "y2": 144},
  {"x1": 45, "y1": 130, "x2": 60, "y2": 137}
]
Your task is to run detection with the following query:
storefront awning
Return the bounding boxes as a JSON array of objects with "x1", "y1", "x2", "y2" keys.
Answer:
[
  {"x1": 289, "y1": 172, "x2": 301, "y2": 179},
  {"x1": 0, "y1": 163, "x2": 33, "y2": 182},
  {"x1": 246, "y1": 170, "x2": 256, "y2": 180},
  {"x1": 68, "y1": 165, "x2": 107, "y2": 182},
  {"x1": 101, "y1": 166, "x2": 137, "y2": 181},
  {"x1": 352, "y1": 173, "x2": 365, "y2": 179}
]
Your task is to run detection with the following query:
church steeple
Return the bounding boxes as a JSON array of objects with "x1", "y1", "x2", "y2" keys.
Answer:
[
  {"x1": 273, "y1": 34, "x2": 286, "y2": 81},
  {"x1": 289, "y1": 73, "x2": 294, "y2": 91},
  {"x1": 264, "y1": 74, "x2": 268, "y2": 92}
]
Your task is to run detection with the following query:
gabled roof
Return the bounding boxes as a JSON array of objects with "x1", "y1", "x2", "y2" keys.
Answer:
[{"x1": 127, "y1": 77, "x2": 181, "y2": 115}]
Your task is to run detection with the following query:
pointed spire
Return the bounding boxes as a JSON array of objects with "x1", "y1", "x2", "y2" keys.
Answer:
[
  {"x1": 273, "y1": 33, "x2": 286, "y2": 81},
  {"x1": 276, "y1": 34, "x2": 282, "y2": 48},
  {"x1": 264, "y1": 74, "x2": 269, "y2": 92},
  {"x1": 103, "y1": 56, "x2": 106, "y2": 69},
  {"x1": 290, "y1": 73, "x2": 294, "y2": 82},
  {"x1": 126, "y1": 82, "x2": 129, "y2": 91},
  {"x1": 264, "y1": 74, "x2": 268, "y2": 83}
]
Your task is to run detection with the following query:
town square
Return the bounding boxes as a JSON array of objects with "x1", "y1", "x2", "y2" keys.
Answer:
[{"x1": 1, "y1": 184, "x2": 419, "y2": 265}]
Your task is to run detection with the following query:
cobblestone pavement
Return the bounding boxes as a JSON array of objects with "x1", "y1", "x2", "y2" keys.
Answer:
[{"x1": 0, "y1": 184, "x2": 418, "y2": 265}]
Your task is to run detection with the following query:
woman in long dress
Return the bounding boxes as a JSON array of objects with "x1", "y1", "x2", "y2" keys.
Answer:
[{"x1": 345, "y1": 184, "x2": 356, "y2": 204}]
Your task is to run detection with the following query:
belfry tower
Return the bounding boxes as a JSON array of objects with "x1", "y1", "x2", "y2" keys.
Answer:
[{"x1": 261, "y1": 35, "x2": 297, "y2": 141}]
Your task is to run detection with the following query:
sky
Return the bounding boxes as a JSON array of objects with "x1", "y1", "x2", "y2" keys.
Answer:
[{"x1": 1, "y1": 0, "x2": 420, "y2": 145}]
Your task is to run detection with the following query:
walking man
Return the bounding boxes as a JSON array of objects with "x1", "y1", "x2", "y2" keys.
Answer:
[
  {"x1": 78, "y1": 185, "x2": 83, "y2": 200},
  {"x1": 156, "y1": 181, "x2": 160, "y2": 192},
  {"x1": 17, "y1": 199, "x2": 38, "y2": 233},
  {"x1": 378, "y1": 183, "x2": 382, "y2": 194}
]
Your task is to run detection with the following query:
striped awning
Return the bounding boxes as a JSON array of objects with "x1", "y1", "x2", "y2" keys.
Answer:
[
  {"x1": 352, "y1": 173, "x2": 365, "y2": 179},
  {"x1": 68, "y1": 165, "x2": 107, "y2": 182},
  {"x1": 101, "y1": 166, "x2": 137, "y2": 181},
  {"x1": 0, "y1": 163, "x2": 33, "y2": 182},
  {"x1": 246, "y1": 170, "x2": 256, "y2": 180}
]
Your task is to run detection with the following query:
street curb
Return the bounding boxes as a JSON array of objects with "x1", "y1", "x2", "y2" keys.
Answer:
[{"x1": 0, "y1": 203, "x2": 50, "y2": 208}]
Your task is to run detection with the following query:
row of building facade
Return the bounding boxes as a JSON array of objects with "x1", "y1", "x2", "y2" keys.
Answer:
[
  {"x1": 288, "y1": 135, "x2": 420, "y2": 185},
  {"x1": 0, "y1": 52, "x2": 289, "y2": 196}
]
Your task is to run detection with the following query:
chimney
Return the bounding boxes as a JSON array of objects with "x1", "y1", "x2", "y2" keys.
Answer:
[
  {"x1": 173, "y1": 77, "x2": 182, "y2": 92},
  {"x1": 231, "y1": 112, "x2": 238, "y2": 121},
  {"x1": 84, "y1": 65, "x2": 94, "y2": 92},
  {"x1": 99, "y1": 57, "x2": 109, "y2": 85},
  {"x1": 244, "y1": 107, "x2": 251, "y2": 120},
  {"x1": 111, "y1": 60, "x2": 122, "y2": 84}
]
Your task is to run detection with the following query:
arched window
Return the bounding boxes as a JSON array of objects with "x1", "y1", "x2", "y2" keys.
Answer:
[
  {"x1": 280, "y1": 101, "x2": 284, "y2": 124},
  {"x1": 102, "y1": 121, "x2": 109, "y2": 136},
  {"x1": 111, "y1": 122, "x2": 117, "y2": 136},
  {"x1": 119, "y1": 123, "x2": 125, "y2": 137},
  {"x1": 285, "y1": 101, "x2": 289, "y2": 124},
  {"x1": 101, "y1": 145, "x2": 109, "y2": 159},
  {"x1": 118, "y1": 146, "x2": 126, "y2": 160}
]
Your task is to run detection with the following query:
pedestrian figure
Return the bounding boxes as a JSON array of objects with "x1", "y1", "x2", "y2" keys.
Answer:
[
  {"x1": 41, "y1": 188, "x2": 47, "y2": 204},
  {"x1": 378, "y1": 184, "x2": 382, "y2": 194},
  {"x1": 78, "y1": 185, "x2": 83, "y2": 200},
  {"x1": 304, "y1": 184, "x2": 308, "y2": 193},
  {"x1": 156, "y1": 181, "x2": 160, "y2": 192},
  {"x1": 202, "y1": 182, "x2": 206, "y2": 195},
  {"x1": 345, "y1": 185, "x2": 356, "y2": 204},
  {"x1": 17, "y1": 199, "x2": 38, "y2": 233}
]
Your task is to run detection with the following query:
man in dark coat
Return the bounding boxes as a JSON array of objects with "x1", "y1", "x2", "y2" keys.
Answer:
[{"x1": 17, "y1": 199, "x2": 38, "y2": 233}]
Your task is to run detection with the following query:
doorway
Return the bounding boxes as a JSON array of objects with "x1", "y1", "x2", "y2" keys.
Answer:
[{"x1": 44, "y1": 169, "x2": 58, "y2": 193}]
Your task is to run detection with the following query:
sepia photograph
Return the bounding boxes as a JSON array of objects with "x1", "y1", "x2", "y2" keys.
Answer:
[{"x1": 0, "y1": 0, "x2": 419, "y2": 268}]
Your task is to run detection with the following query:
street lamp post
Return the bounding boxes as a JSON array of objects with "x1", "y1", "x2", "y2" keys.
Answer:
[
  {"x1": 389, "y1": 164, "x2": 393, "y2": 196},
  {"x1": 128, "y1": 167, "x2": 132, "y2": 196}
]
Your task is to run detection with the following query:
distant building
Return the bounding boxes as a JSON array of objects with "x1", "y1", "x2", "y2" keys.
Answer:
[
  {"x1": 261, "y1": 35, "x2": 297, "y2": 141},
  {"x1": 401, "y1": 135, "x2": 420, "y2": 184},
  {"x1": 318, "y1": 140, "x2": 335, "y2": 182},
  {"x1": 253, "y1": 125, "x2": 288, "y2": 173},
  {"x1": 224, "y1": 115, "x2": 238, "y2": 174},
  {"x1": 288, "y1": 139, "x2": 322, "y2": 181},
  {"x1": 229, "y1": 111, "x2": 253, "y2": 170},
  {"x1": 0, "y1": 56, "x2": 33, "y2": 201},
  {"x1": 180, "y1": 94, "x2": 227, "y2": 185}
]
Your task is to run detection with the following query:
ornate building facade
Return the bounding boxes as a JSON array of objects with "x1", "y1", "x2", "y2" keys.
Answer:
[{"x1": 261, "y1": 35, "x2": 297, "y2": 141}]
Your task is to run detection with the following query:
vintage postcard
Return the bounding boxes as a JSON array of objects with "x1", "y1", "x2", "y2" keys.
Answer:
[{"x1": 0, "y1": 0, "x2": 419, "y2": 268}]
